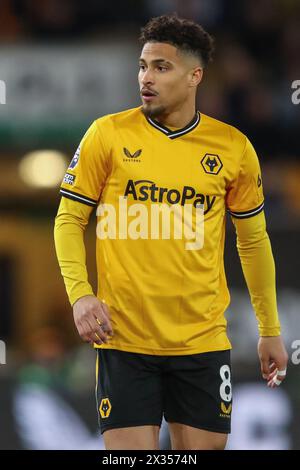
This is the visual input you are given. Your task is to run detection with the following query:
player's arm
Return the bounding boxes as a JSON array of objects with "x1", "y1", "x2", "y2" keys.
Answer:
[
  {"x1": 54, "y1": 119, "x2": 113, "y2": 344},
  {"x1": 54, "y1": 196, "x2": 94, "y2": 305},
  {"x1": 227, "y1": 135, "x2": 288, "y2": 387},
  {"x1": 231, "y1": 211, "x2": 288, "y2": 387},
  {"x1": 54, "y1": 197, "x2": 112, "y2": 344}
]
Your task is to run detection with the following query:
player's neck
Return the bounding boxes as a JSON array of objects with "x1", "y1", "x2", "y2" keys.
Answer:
[{"x1": 155, "y1": 106, "x2": 196, "y2": 130}]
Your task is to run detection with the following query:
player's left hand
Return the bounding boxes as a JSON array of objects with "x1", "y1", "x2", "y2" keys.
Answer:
[{"x1": 257, "y1": 335, "x2": 288, "y2": 388}]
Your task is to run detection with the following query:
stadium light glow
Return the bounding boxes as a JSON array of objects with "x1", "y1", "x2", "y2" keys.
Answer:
[{"x1": 19, "y1": 150, "x2": 67, "y2": 188}]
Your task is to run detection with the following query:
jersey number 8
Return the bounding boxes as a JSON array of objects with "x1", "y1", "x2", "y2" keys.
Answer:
[{"x1": 219, "y1": 364, "x2": 232, "y2": 402}]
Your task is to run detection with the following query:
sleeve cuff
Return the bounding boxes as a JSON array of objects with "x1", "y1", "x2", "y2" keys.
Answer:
[
  {"x1": 69, "y1": 284, "x2": 95, "y2": 306},
  {"x1": 228, "y1": 201, "x2": 264, "y2": 219},
  {"x1": 258, "y1": 326, "x2": 281, "y2": 336}
]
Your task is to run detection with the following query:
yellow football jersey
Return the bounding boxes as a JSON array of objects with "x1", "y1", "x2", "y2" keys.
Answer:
[{"x1": 59, "y1": 106, "x2": 265, "y2": 355}]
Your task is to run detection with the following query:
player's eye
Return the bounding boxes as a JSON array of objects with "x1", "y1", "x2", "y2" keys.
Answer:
[
  {"x1": 157, "y1": 66, "x2": 168, "y2": 72},
  {"x1": 139, "y1": 64, "x2": 146, "y2": 71}
]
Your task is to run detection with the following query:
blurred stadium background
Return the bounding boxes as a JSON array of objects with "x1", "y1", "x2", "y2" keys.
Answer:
[{"x1": 0, "y1": 0, "x2": 299, "y2": 450}]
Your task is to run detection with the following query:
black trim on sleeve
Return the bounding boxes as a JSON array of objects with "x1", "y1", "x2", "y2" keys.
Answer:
[
  {"x1": 60, "y1": 188, "x2": 98, "y2": 207},
  {"x1": 228, "y1": 201, "x2": 264, "y2": 219}
]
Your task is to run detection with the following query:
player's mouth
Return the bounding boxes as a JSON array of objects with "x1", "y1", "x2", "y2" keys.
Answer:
[{"x1": 141, "y1": 89, "x2": 158, "y2": 102}]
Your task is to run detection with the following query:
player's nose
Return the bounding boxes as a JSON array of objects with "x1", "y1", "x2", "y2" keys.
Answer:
[{"x1": 141, "y1": 68, "x2": 155, "y2": 85}]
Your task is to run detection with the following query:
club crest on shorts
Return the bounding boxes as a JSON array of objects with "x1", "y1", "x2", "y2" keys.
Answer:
[{"x1": 99, "y1": 398, "x2": 112, "y2": 418}]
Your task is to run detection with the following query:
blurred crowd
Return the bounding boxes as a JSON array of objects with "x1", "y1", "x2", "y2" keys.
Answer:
[{"x1": 1, "y1": 0, "x2": 299, "y2": 160}]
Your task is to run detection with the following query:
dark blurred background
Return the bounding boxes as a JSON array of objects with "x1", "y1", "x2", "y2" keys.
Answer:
[{"x1": 0, "y1": 0, "x2": 299, "y2": 450}]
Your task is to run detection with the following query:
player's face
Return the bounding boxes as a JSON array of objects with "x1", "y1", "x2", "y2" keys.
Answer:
[{"x1": 139, "y1": 42, "x2": 199, "y2": 119}]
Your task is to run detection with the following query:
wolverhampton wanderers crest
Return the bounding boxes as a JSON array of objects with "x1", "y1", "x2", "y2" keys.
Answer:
[
  {"x1": 99, "y1": 398, "x2": 112, "y2": 418},
  {"x1": 201, "y1": 153, "x2": 223, "y2": 175}
]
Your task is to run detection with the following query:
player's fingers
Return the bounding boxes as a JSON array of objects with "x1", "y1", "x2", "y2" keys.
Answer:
[
  {"x1": 269, "y1": 362, "x2": 276, "y2": 372},
  {"x1": 268, "y1": 363, "x2": 278, "y2": 376},
  {"x1": 267, "y1": 376, "x2": 284, "y2": 388},
  {"x1": 95, "y1": 317, "x2": 111, "y2": 338},
  {"x1": 91, "y1": 317, "x2": 110, "y2": 343},
  {"x1": 89, "y1": 331, "x2": 105, "y2": 345},
  {"x1": 99, "y1": 303, "x2": 113, "y2": 336},
  {"x1": 267, "y1": 368, "x2": 287, "y2": 388},
  {"x1": 77, "y1": 320, "x2": 95, "y2": 344},
  {"x1": 80, "y1": 318, "x2": 104, "y2": 345},
  {"x1": 277, "y1": 368, "x2": 287, "y2": 378},
  {"x1": 260, "y1": 358, "x2": 271, "y2": 379},
  {"x1": 268, "y1": 368, "x2": 278, "y2": 381},
  {"x1": 86, "y1": 317, "x2": 108, "y2": 344}
]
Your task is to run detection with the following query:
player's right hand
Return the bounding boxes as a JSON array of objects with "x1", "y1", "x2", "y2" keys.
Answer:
[
  {"x1": 257, "y1": 335, "x2": 288, "y2": 388},
  {"x1": 73, "y1": 295, "x2": 113, "y2": 345}
]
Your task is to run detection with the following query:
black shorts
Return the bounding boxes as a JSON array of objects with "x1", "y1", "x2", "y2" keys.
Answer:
[{"x1": 95, "y1": 348, "x2": 232, "y2": 435}]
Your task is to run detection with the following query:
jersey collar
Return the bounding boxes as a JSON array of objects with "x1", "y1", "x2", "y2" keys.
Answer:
[{"x1": 146, "y1": 111, "x2": 201, "y2": 140}]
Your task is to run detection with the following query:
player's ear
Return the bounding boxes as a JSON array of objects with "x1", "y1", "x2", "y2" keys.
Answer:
[{"x1": 189, "y1": 67, "x2": 203, "y2": 87}]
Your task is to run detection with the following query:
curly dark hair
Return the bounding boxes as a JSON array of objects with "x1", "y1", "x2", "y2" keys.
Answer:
[{"x1": 139, "y1": 14, "x2": 214, "y2": 67}]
